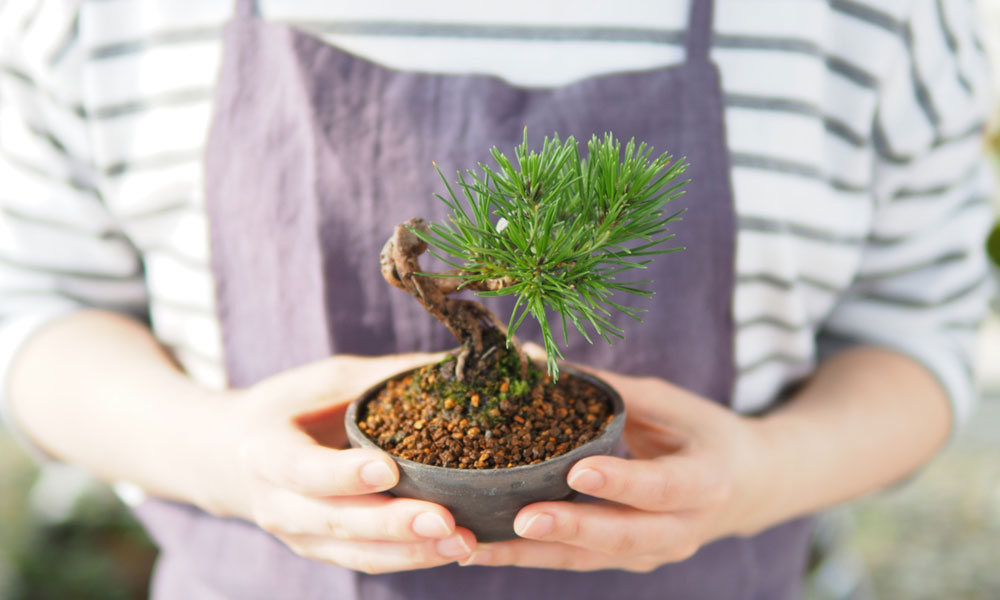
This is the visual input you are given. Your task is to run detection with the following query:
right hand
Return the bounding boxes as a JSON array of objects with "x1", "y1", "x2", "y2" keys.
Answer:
[{"x1": 201, "y1": 352, "x2": 477, "y2": 574}]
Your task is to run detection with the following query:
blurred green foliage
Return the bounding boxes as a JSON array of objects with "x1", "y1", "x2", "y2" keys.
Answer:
[
  {"x1": 988, "y1": 127, "x2": 1000, "y2": 268},
  {"x1": 986, "y1": 223, "x2": 1000, "y2": 268},
  {"x1": 0, "y1": 435, "x2": 155, "y2": 600}
]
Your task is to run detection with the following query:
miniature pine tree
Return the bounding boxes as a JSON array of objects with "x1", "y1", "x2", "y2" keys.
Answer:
[{"x1": 379, "y1": 130, "x2": 688, "y2": 382}]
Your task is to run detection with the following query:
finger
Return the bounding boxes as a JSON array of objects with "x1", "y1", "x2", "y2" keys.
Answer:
[
  {"x1": 293, "y1": 352, "x2": 451, "y2": 446},
  {"x1": 249, "y1": 431, "x2": 399, "y2": 496},
  {"x1": 510, "y1": 501, "x2": 694, "y2": 558},
  {"x1": 258, "y1": 490, "x2": 459, "y2": 541},
  {"x1": 566, "y1": 455, "x2": 723, "y2": 512},
  {"x1": 521, "y1": 342, "x2": 547, "y2": 362},
  {"x1": 361, "y1": 352, "x2": 449, "y2": 381},
  {"x1": 460, "y1": 539, "x2": 656, "y2": 572},
  {"x1": 334, "y1": 352, "x2": 450, "y2": 400},
  {"x1": 281, "y1": 529, "x2": 476, "y2": 574},
  {"x1": 261, "y1": 352, "x2": 447, "y2": 405}
]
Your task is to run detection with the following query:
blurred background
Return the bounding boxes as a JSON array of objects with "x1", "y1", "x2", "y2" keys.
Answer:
[{"x1": 2, "y1": 3, "x2": 1000, "y2": 600}]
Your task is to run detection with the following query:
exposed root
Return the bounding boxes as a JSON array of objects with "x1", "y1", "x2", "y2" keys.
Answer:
[
  {"x1": 455, "y1": 344, "x2": 471, "y2": 383},
  {"x1": 479, "y1": 345, "x2": 498, "y2": 362}
]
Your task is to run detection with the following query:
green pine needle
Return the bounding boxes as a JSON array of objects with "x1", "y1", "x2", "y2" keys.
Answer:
[{"x1": 414, "y1": 130, "x2": 689, "y2": 379}]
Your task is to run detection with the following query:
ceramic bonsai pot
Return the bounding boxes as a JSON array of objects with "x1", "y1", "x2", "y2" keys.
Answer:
[{"x1": 345, "y1": 365, "x2": 625, "y2": 542}]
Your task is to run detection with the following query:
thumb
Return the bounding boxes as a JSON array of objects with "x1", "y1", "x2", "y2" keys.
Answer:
[
  {"x1": 369, "y1": 351, "x2": 448, "y2": 380},
  {"x1": 337, "y1": 352, "x2": 447, "y2": 399},
  {"x1": 265, "y1": 352, "x2": 446, "y2": 404},
  {"x1": 521, "y1": 342, "x2": 547, "y2": 363}
]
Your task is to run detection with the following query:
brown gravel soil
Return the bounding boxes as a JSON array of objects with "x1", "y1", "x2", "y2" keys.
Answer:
[{"x1": 358, "y1": 343, "x2": 613, "y2": 469}]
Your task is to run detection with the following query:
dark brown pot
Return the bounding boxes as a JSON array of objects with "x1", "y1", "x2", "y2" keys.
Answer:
[{"x1": 344, "y1": 366, "x2": 625, "y2": 542}]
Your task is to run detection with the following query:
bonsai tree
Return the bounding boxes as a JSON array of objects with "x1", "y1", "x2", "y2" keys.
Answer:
[
  {"x1": 379, "y1": 130, "x2": 689, "y2": 382},
  {"x1": 361, "y1": 131, "x2": 689, "y2": 471}
]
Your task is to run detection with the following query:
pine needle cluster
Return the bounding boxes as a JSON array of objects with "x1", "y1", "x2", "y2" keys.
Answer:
[{"x1": 417, "y1": 130, "x2": 689, "y2": 377}]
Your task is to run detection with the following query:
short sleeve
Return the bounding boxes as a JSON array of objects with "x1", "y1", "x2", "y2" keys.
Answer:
[{"x1": 817, "y1": 0, "x2": 995, "y2": 435}]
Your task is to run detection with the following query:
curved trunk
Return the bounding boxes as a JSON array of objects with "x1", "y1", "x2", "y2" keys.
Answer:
[{"x1": 379, "y1": 218, "x2": 527, "y2": 380}]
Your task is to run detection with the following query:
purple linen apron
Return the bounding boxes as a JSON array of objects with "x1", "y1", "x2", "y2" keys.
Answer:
[{"x1": 133, "y1": 1, "x2": 815, "y2": 598}]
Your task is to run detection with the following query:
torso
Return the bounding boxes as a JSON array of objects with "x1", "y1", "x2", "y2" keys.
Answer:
[{"x1": 4, "y1": 0, "x2": 985, "y2": 410}]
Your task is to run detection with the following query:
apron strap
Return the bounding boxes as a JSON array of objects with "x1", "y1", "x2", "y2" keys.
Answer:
[
  {"x1": 684, "y1": 0, "x2": 714, "y2": 62},
  {"x1": 234, "y1": 0, "x2": 260, "y2": 19}
]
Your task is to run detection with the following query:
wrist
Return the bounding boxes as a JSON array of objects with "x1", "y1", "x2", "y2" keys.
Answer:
[
  {"x1": 721, "y1": 414, "x2": 797, "y2": 538},
  {"x1": 181, "y1": 387, "x2": 247, "y2": 517}
]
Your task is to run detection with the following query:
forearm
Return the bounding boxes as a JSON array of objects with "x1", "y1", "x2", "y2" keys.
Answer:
[
  {"x1": 5, "y1": 310, "x2": 479, "y2": 570},
  {"x1": 7, "y1": 310, "x2": 227, "y2": 509},
  {"x1": 743, "y1": 346, "x2": 952, "y2": 534}
]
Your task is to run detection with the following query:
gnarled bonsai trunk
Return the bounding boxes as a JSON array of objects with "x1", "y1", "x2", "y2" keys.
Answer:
[{"x1": 379, "y1": 218, "x2": 527, "y2": 381}]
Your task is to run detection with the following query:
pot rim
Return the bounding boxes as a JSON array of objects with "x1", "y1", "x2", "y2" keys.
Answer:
[{"x1": 345, "y1": 363, "x2": 625, "y2": 476}]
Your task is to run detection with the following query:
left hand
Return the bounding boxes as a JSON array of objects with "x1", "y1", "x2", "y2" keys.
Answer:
[{"x1": 461, "y1": 369, "x2": 770, "y2": 572}]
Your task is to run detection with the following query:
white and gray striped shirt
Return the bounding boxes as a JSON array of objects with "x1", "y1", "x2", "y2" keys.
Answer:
[{"x1": 0, "y1": 0, "x2": 993, "y2": 436}]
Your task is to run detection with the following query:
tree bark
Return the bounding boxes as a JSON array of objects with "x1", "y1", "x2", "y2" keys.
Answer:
[{"x1": 379, "y1": 218, "x2": 525, "y2": 380}]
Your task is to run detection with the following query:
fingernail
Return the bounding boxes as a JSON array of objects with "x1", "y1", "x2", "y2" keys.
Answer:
[
  {"x1": 412, "y1": 512, "x2": 451, "y2": 538},
  {"x1": 360, "y1": 461, "x2": 395, "y2": 488},
  {"x1": 460, "y1": 549, "x2": 493, "y2": 566},
  {"x1": 515, "y1": 513, "x2": 554, "y2": 538},
  {"x1": 436, "y1": 535, "x2": 472, "y2": 559},
  {"x1": 568, "y1": 468, "x2": 605, "y2": 492}
]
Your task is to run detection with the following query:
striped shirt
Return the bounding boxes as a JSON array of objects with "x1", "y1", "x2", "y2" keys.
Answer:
[{"x1": 0, "y1": 0, "x2": 994, "y2": 439}]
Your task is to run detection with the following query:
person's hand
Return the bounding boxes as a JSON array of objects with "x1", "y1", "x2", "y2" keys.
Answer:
[
  {"x1": 201, "y1": 353, "x2": 477, "y2": 574},
  {"x1": 460, "y1": 369, "x2": 769, "y2": 572}
]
